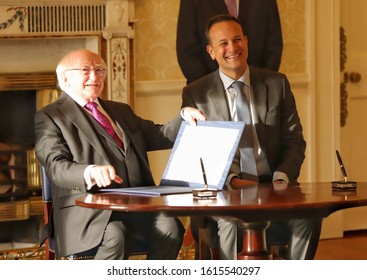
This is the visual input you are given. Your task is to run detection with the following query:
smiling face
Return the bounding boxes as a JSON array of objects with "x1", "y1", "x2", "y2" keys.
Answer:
[
  {"x1": 57, "y1": 49, "x2": 107, "y2": 102},
  {"x1": 206, "y1": 20, "x2": 248, "y2": 80}
]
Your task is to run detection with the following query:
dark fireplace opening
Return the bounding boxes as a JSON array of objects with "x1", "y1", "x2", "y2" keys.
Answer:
[
  {"x1": 0, "y1": 90, "x2": 36, "y2": 146},
  {"x1": 0, "y1": 89, "x2": 37, "y2": 197},
  {"x1": 0, "y1": 74, "x2": 57, "y2": 257},
  {"x1": 0, "y1": 90, "x2": 40, "y2": 248}
]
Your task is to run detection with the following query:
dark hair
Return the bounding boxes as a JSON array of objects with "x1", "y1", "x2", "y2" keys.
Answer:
[{"x1": 205, "y1": 14, "x2": 243, "y2": 44}]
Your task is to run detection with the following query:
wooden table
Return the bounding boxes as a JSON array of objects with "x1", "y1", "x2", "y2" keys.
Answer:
[{"x1": 76, "y1": 182, "x2": 367, "y2": 260}]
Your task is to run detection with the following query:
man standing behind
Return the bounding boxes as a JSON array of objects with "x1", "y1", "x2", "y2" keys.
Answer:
[
  {"x1": 181, "y1": 14, "x2": 322, "y2": 260},
  {"x1": 176, "y1": 0, "x2": 283, "y2": 84},
  {"x1": 35, "y1": 49, "x2": 205, "y2": 260}
]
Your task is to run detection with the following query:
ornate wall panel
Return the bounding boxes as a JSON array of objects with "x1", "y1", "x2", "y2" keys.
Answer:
[
  {"x1": 278, "y1": 0, "x2": 306, "y2": 74},
  {"x1": 134, "y1": 0, "x2": 182, "y2": 81},
  {"x1": 0, "y1": 0, "x2": 134, "y2": 104}
]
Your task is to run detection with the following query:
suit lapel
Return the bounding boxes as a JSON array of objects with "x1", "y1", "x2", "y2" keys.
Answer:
[
  {"x1": 100, "y1": 100, "x2": 150, "y2": 162},
  {"x1": 249, "y1": 67, "x2": 268, "y2": 124},
  {"x1": 207, "y1": 71, "x2": 231, "y2": 121},
  {"x1": 99, "y1": 99, "x2": 154, "y2": 181},
  {"x1": 238, "y1": 0, "x2": 252, "y2": 21},
  {"x1": 58, "y1": 93, "x2": 111, "y2": 162},
  {"x1": 210, "y1": 0, "x2": 227, "y2": 12},
  {"x1": 98, "y1": 99, "x2": 131, "y2": 148}
]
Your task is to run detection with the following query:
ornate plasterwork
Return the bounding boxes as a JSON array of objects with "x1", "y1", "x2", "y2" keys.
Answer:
[
  {"x1": 0, "y1": 1, "x2": 134, "y2": 104},
  {"x1": 0, "y1": 7, "x2": 26, "y2": 32}
]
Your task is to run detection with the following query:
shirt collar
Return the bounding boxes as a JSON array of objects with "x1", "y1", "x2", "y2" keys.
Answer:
[
  {"x1": 219, "y1": 67, "x2": 250, "y2": 89},
  {"x1": 65, "y1": 91, "x2": 101, "y2": 108}
]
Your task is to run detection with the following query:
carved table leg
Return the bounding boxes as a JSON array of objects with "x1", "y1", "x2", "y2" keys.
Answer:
[{"x1": 237, "y1": 221, "x2": 272, "y2": 260}]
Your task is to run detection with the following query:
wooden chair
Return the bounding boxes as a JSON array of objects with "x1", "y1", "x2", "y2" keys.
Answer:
[
  {"x1": 39, "y1": 165, "x2": 56, "y2": 260},
  {"x1": 39, "y1": 165, "x2": 147, "y2": 260}
]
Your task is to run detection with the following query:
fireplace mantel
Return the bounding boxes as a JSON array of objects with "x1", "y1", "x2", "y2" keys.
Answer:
[{"x1": 0, "y1": 0, "x2": 135, "y2": 105}]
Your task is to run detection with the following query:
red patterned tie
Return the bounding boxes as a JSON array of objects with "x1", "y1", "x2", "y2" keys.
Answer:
[
  {"x1": 85, "y1": 102, "x2": 124, "y2": 150},
  {"x1": 226, "y1": 0, "x2": 238, "y2": 18}
]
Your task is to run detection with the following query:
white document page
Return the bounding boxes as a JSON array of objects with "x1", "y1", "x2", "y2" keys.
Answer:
[{"x1": 161, "y1": 121, "x2": 244, "y2": 189}]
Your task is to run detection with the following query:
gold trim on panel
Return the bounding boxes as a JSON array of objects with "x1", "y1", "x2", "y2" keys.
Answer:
[
  {"x1": 0, "y1": 245, "x2": 45, "y2": 260},
  {"x1": 0, "y1": 72, "x2": 57, "y2": 91},
  {"x1": 29, "y1": 196, "x2": 43, "y2": 216},
  {"x1": 340, "y1": 26, "x2": 348, "y2": 127},
  {"x1": 0, "y1": 199, "x2": 30, "y2": 222}
]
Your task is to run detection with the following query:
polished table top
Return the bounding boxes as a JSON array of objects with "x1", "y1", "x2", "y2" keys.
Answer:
[
  {"x1": 76, "y1": 182, "x2": 367, "y2": 260},
  {"x1": 76, "y1": 182, "x2": 367, "y2": 222}
]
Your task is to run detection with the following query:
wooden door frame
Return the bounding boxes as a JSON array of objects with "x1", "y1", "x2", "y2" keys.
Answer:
[{"x1": 314, "y1": 0, "x2": 343, "y2": 238}]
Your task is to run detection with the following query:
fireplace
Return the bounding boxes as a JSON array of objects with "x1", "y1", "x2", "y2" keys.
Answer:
[
  {"x1": 0, "y1": 71, "x2": 59, "y2": 193},
  {"x1": 0, "y1": 72, "x2": 60, "y2": 258}
]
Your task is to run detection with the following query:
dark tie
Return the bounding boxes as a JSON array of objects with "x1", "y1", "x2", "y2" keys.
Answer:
[
  {"x1": 85, "y1": 101, "x2": 124, "y2": 150},
  {"x1": 226, "y1": 0, "x2": 238, "y2": 18},
  {"x1": 231, "y1": 81, "x2": 258, "y2": 180}
]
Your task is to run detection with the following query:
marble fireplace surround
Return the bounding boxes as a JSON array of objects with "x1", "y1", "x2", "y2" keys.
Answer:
[{"x1": 0, "y1": 0, "x2": 135, "y2": 104}]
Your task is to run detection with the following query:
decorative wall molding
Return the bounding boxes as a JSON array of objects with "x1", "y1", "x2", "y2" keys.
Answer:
[
  {"x1": 136, "y1": 74, "x2": 310, "y2": 97},
  {"x1": 136, "y1": 79, "x2": 186, "y2": 96},
  {"x1": 27, "y1": 4, "x2": 106, "y2": 34},
  {"x1": 107, "y1": 37, "x2": 130, "y2": 102},
  {"x1": 0, "y1": 0, "x2": 135, "y2": 104},
  {"x1": 0, "y1": 4, "x2": 106, "y2": 35},
  {"x1": 0, "y1": 7, "x2": 26, "y2": 32}
]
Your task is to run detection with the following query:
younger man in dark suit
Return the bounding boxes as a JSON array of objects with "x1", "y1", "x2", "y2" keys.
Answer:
[
  {"x1": 176, "y1": 0, "x2": 283, "y2": 84},
  {"x1": 181, "y1": 14, "x2": 322, "y2": 260}
]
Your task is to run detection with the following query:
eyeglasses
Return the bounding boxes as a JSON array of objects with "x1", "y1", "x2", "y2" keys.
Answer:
[{"x1": 66, "y1": 67, "x2": 107, "y2": 77}]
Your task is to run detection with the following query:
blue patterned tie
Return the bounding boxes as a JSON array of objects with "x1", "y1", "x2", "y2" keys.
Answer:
[
  {"x1": 232, "y1": 81, "x2": 250, "y2": 124},
  {"x1": 85, "y1": 102, "x2": 124, "y2": 150},
  {"x1": 232, "y1": 81, "x2": 272, "y2": 181},
  {"x1": 231, "y1": 81, "x2": 258, "y2": 180}
]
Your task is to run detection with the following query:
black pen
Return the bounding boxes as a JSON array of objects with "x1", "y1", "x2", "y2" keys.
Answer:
[
  {"x1": 336, "y1": 150, "x2": 348, "y2": 183},
  {"x1": 200, "y1": 157, "x2": 208, "y2": 189}
]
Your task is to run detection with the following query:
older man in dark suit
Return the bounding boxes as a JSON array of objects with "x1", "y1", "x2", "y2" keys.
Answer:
[
  {"x1": 35, "y1": 49, "x2": 205, "y2": 259},
  {"x1": 181, "y1": 14, "x2": 322, "y2": 260}
]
